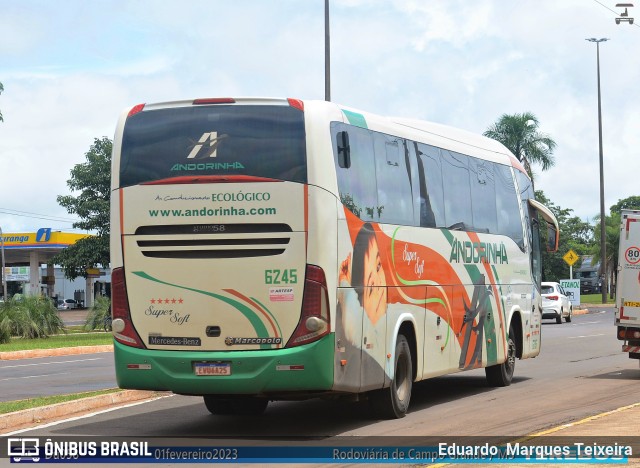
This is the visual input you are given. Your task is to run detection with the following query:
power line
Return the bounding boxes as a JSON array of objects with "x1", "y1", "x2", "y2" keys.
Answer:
[
  {"x1": 0, "y1": 208, "x2": 79, "y2": 224},
  {"x1": 592, "y1": 0, "x2": 619, "y2": 15}
]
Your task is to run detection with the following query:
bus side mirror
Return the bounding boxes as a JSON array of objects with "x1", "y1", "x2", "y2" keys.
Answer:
[{"x1": 337, "y1": 131, "x2": 351, "y2": 168}]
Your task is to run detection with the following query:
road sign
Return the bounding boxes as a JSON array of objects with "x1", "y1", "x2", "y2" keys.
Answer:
[
  {"x1": 563, "y1": 249, "x2": 579, "y2": 266},
  {"x1": 86, "y1": 268, "x2": 102, "y2": 278},
  {"x1": 560, "y1": 279, "x2": 581, "y2": 306}
]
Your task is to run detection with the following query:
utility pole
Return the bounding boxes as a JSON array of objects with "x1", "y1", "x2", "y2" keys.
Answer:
[
  {"x1": 586, "y1": 37, "x2": 609, "y2": 304},
  {"x1": 325, "y1": 0, "x2": 331, "y2": 101}
]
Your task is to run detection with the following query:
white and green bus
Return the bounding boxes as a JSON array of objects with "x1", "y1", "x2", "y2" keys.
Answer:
[{"x1": 110, "y1": 97, "x2": 558, "y2": 418}]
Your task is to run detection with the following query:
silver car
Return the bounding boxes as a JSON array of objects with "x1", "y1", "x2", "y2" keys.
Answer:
[{"x1": 541, "y1": 281, "x2": 572, "y2": 324}]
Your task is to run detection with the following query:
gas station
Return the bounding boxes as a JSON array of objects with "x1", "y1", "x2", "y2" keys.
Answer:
[{"x1": 0, "y1": 228, "x2": 102, "y2": 307}]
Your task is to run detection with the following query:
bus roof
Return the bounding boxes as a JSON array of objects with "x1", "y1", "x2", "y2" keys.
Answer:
[{"x1": 119, "y1": 97, "x2": 529, "y2": 175}]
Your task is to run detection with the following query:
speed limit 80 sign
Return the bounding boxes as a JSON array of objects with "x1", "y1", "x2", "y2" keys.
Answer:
[{"x1": 625, "y1": 246, "x2": 640, "y2": 265}]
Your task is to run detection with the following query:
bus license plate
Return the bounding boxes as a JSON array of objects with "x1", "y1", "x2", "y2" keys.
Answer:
[{"x1": 194, "y1": 362, "x2": 231, "y2": 376}]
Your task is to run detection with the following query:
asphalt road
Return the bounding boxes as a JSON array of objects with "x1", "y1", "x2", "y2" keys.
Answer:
[
  {"x1": 8, "y1": 308, "x2": 639, "y2": 440},
  {"x1": 0, "y1": 353, "x2": 116, "y2": 402}
]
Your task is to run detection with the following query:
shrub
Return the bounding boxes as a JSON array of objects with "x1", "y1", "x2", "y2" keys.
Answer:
[
  {"x1": 0, "y1": 302, "x2": 10, "y2": 344},
  {"x1": 84, "y1": 296, "x2": 111, "y2": 331},
  {"x1": 0, "y1": 296, "x2": 65, "y2": 343}
]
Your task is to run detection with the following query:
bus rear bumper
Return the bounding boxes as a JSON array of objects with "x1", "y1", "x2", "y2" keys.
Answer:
[{"x1": 114, "y1": 335, "x2": 335, "y2": 396}]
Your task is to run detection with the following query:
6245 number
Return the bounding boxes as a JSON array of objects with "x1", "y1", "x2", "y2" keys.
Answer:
[{"x1": 265, "y1": 269, "x2": 298, "y2": 284}]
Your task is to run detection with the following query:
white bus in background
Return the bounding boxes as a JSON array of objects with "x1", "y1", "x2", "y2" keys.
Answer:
[{"x1": 110, "y1": 97, "x2": 558, "y2": 418}]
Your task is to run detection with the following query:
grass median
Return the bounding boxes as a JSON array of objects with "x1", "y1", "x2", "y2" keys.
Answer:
[
  {"x1": 0, "y1": 389, "x2": 122, "y2": 415},
  {"x1": 0, "y1": 329, "x2": 113, "y2": 352},
  {"x1": 581, "y1": 293, "x2": 615, "y2": 305},
  {"x1": 0, "y1": 329, "x2": 121, "y2": 416}
]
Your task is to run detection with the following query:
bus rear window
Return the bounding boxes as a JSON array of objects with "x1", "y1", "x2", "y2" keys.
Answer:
[{"x1": 119, "y1": 105, "x2": 307, "y2": 187}]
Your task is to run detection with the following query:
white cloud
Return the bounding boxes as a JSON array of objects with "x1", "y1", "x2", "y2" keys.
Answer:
[{"x1": 0, "y1": 0, "x2": 639, "y2": 234}]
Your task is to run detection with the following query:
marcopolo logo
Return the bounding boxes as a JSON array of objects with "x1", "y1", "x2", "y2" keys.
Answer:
[{"x1": 225, "y1": 336, "x2": 283, "y2": 346}]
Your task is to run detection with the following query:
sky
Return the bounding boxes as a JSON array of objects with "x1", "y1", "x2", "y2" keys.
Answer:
[{"x1": 1, "y1": 0, "x2": 639, "y2": 235}]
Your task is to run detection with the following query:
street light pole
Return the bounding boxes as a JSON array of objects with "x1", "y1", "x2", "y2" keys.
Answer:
[
  {"x1": 586, "y1": 37, "x2": 608, "y2": 304},
  {"x1": 325, "y1": 0, "x2": 331, "y2": 101}
]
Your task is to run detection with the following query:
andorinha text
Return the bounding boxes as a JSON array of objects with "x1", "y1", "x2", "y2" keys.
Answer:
[
  {"x1": 149, "y1": 206, "x2": 277, "y2": 217},
  {"x1": 449, "y1": 240, "x2": 508, "y2": 265}
]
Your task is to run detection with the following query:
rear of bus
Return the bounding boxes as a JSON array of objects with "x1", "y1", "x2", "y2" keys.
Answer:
[{"x1": 110, "y1": 98, "x2": 336, "y2": 408}]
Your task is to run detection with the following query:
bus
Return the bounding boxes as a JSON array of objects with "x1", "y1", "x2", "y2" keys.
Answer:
[{"x1": 110, "y1": 97, "x2": 559, "y2": 419}]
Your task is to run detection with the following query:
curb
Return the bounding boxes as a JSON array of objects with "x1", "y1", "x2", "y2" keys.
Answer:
[
  {"x1": 0, "y1": 390, "x2": 160, "y2": 434},
  {"x1": 0, "y1": 345, "x2": 114, "y2": 361}
]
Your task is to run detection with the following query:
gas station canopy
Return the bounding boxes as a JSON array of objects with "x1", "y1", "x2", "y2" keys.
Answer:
[
  {"x1": 1, "y1": 228, "x2": 91, "y2": 297},
  {"x1": 2, "y1": 228, "x2": 90, "y2": 264}
]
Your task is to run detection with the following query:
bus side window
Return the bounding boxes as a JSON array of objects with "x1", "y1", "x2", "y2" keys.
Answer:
[
  {"x1": 373, "y1": 134, "x2": 414, "y2": 225},
  {"x1": 495, "y1": 164, "x2": 525, "y2": 249},
  {"x1": 331, "y1": 122, "x2": 377, "y2": 221},
  {"x1": 469, "y1": 158, "x2": 497, "y2": 234},
  {"x1": 415, "y1": 143, "x2": 445, "y2": 228},
  {"x1": 441, "y1": 150, "x2": 472, "y2": 229},
  {"x1": 412, "y1": 142, "x2": 436, "y2": 228}
]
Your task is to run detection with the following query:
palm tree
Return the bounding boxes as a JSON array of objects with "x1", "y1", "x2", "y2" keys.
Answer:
[{"x1": 483, "y1": 112, "x2": 556, "y2": 181}]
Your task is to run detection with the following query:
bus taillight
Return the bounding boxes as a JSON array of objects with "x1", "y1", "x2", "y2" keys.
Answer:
[
  {"x1": 127, "y1": 103, "x2": 145, "y2": 117},
  {"x1": 286, "y1": 265, "x2": 330, "y2": 348},
  {"x1": 111, "y1": 267, "x2": 145, "y2": 349},
  {"x1": 193, "y1": 98, "x2": 236, "y2": 105},
  {"x1": 287, "y1": 98, "x2": 304, "y2": 111}
]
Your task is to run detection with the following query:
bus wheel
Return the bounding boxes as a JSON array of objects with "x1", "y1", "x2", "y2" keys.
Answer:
[
  {"x1": 370, "y1": 334, "x2": 412, "y2": 419},
  {"x1": 203, "y1": 396, "x2": 268, "y2": 416},
  {"x1": 485, "y1": 324, "x2": 516, "y2": 387}
]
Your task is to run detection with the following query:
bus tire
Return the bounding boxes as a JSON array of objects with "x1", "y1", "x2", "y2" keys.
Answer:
[
  {"x1": 203, "y1": 396, "x2": 268, "y2": 416},
  {"x1": 369, "y1": 334, "x2": 412, "y2": 419},
  {"x1": 485, "y1": 324, "x2": 516, "y2": 387}
]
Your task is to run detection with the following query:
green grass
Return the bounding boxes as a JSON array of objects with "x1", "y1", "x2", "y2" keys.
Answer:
[
  {"x1": 581, "y1": 293, "x2": 616, "y2": 304},
  {"x1": 0, "y1": 332, "x2": 113, "y2": 352},
  {"x1": 0, "y1": 389, "x2": 122, "y2": 414}
]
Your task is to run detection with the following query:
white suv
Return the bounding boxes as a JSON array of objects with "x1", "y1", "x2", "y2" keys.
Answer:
[{"x1": 541, "y1": 282, "x2": 572, "y2": 324}]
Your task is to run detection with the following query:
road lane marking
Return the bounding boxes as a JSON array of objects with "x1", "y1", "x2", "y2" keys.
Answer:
[
  {"x1": 0, "y1": 358, "x2": 104, "y2": 369},
  {"x1": 4, "y1": 394, "x2": 174, "y2": 436},
  {"x1": 1, "y1": 372, "x2": 70, "y2": 382},
  {"x1": 424, "y1": 403, "x2": 640, "y2": 468},
  {"x1": 528, "y1": 401, "x2": 640, "y2": 437},
  {"x1": 567, "y1": 333, "x2": 607, "y2": 339}
]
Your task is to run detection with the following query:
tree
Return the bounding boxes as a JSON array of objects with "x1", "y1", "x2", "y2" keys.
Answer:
[
  {"x1": 53, "y1": 137, "x2": 112, "y2": 279},
  {"x1": 591, "y1": 212, "x2": 620, "y2": 299},
  {"x1": 483, "y1": 112, "x2": 556, "y2": 180},
  {"x1": 592, "y1": 196, "x2": 640, "y2": 298},
  {"x1": 536, "y1": 191, "x2": 594, "y2": 282},
  {"x1": 610, "y1": 196, "x2": 640, "y2": 214}
]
